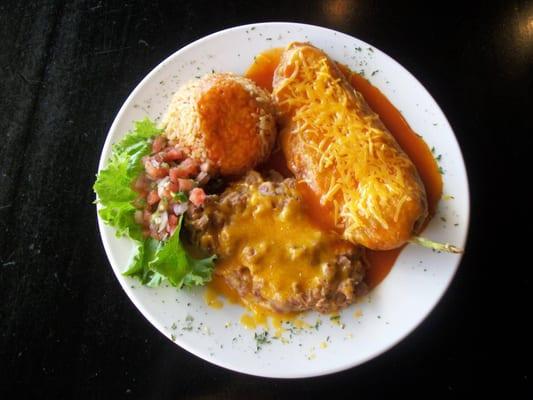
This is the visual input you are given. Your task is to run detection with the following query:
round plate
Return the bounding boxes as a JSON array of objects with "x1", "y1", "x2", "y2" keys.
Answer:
[{"x1": 96, "y1": 22, "x2": 469, "y2": 378}]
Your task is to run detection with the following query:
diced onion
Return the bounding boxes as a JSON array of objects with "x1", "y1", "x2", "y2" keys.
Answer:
[
  {"x1": 157, "y1": 176, "x2": 170, "y2": 198},
  {"x1": 173, "y1": 203, "x2": 188, "y2": 216},
  {"x1": 157, "y1": 211, "x2": 168, "y2": 233},
  {"x1": 196, "y1": 171, "x2": 210, "y2": 185}
]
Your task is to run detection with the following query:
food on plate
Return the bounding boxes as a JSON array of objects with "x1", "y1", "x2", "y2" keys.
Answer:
[
  {"x1": 273, "y1": 42, "x2": 428, "y2": 251},
  {"x1": 133, "y1": 134, "x2": 213, "y2": 241},
  {"x1": 161, "y1": 73, "x2": 277, "y2": 176},
  {"x1": 94, "y1": 41, "x2": 462, "y2": 318},
  {"x1": 93, "y1": 119, "x2": 215, "y2": 288},
  {"x1": 185, "y1": 171, "x2": 367, "y2": 313}
]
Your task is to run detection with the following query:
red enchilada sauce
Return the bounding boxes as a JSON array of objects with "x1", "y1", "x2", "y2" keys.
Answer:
[{"x1": 247, "y1": 47, "x2": 442, "y2": 289}]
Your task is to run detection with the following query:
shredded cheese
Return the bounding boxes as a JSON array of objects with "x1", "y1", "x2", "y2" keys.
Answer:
[{"x1": 273, "y1": 44, "x2": 424, "y2": 249}]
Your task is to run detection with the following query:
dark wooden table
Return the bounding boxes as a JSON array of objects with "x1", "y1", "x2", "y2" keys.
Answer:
[{"x1": 1, "y1": 1, "x2": 531, "y2": 398}]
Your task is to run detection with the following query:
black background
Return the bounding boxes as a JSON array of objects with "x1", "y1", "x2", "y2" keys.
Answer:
[{"x1": 1, "y1": 0, "x2": 531, "y2": 398}]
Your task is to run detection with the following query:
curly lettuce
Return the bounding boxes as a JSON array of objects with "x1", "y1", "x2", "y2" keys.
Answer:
[{"x1": 93, "y1": 118, "x2": 215, "y2": 288}]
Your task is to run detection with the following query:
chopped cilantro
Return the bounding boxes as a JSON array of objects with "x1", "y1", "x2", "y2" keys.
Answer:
[{"x1": 173, "y1": 192, "x2": 188, "y2": 202}]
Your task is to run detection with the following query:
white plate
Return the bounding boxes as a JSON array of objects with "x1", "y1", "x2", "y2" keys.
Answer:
[{"x1": 96, "y1": 22, "x2": 469, "y2": 378}]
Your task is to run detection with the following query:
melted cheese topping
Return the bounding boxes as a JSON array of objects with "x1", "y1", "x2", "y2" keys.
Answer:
[
  {"x1": 215, "y1": 181, "x2": 353, "y2": 306},
  {"x1": 273, "y1": 43, "x2": 427, "y2": 250}
]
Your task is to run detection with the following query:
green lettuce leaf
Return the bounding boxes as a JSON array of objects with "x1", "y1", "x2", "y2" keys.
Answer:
[
  {"x1": 93, "y1": 118, "x2": 161, "y2": 240},
  {"x1": 147, "y1": 216, "x2": 216, "y2": 288},
  {"x1": 93, "y1": 118, "x2": 215, "y2": 288},
  {"x1": 124, "y1": 237, "x2": 160, "y2": 281}
]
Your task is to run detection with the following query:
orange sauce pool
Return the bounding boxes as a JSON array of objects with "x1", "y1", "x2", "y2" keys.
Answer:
[
  {"x1": 337, "y1": 65, "x2": 443, "y2": 287},
  {"x1": 246, "y1": 47, "x2": 442, "y2": 289},
  {"x1": 246, "y1": 48, "x2": 284, "y2": 92}
]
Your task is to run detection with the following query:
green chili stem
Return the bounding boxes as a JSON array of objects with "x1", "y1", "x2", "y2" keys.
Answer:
[{"x1": 410, "y1": 235, "x2": 463, "y2": 254}]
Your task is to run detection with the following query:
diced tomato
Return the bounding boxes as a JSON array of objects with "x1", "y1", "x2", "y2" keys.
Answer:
[
  {"x1": 152, "y1": 136, "x2": 168, "y2": 153},
  {"x1": 173, "y1": 158, "x2": 200, "y2": 179},
  {"x1": 168, "y1": 181, "x2": 180, "y2": 193},
  {"x1": 134, "y1": 174, "x2": 149, "y2": 191},
  {"x1": 168, "y1": 167, "x2": 181, "y2": 183},
  {"x1": 167, "y1": 214, "x2": 178, "y2": 234},
  {"x1": 189, "y1": 188, "x2": 206, "y2": 206},
  {"x1": 147, "y1": 190, "x2": 160, "y2": 206},
  {"x1": 178, "y1": 178, "x2": 194, "y2": 192},
  {"x1": 144, "y1": 159, "x2": 169, "y2": 180},
  {"x1": 135, "y1": 184, "x2": 148, "y2": 198},
  {"x1": 163, "y1": 148, "x2": 184, "y2": 162}
]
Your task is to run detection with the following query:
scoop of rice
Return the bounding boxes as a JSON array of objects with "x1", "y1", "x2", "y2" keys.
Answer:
[{"x1": 161, "y1": 73, "x2": 277, "y2": 176}]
